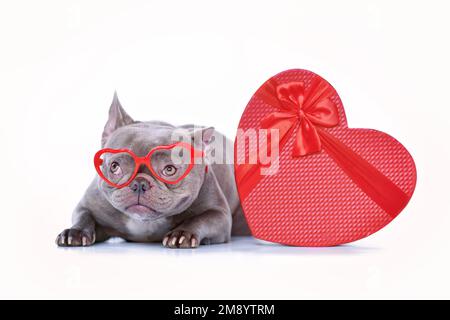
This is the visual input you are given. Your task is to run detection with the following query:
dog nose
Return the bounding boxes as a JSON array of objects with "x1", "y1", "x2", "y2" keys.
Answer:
[{"x1": 129, "y1": 178, "x2": 151, "y2": 193}]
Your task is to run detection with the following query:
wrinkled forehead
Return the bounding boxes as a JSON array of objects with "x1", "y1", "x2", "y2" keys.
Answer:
[{"x1": 105, "y1": 125, "x2": 190, "y2": 157}]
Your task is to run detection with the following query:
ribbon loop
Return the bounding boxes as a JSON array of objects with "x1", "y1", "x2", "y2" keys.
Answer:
[{"x1": 260, "y1": 80, "x2": 339, "y2": 157}]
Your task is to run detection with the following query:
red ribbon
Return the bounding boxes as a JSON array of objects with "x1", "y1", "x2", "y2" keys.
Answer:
[
  {"x1": 260, "y1": 79, "x2": 339, "y2": 157},
  {"x1": 236, "y1": 76, "x2": 411, "y2": 218}
]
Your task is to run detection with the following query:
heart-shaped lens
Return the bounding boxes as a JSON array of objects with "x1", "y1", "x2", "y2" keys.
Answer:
[
  {"x1": 99, "y1": 151, "x2": 136, "y2": 186},
  {"x1": 150, "y1": 145, "x2": 192, "y2": 183}
]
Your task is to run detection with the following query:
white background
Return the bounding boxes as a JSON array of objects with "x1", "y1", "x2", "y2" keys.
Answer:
[{"x1": 1, "y1": 0, "x2": 449, "y2": 299}]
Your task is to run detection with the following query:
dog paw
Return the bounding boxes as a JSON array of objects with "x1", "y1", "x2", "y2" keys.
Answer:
[
  {"x1": 56, "y1": 228, "x2": 95, "y2": 247},
  {"x1": 163, "y1": 230, "x2": 199, "y2": 249}
]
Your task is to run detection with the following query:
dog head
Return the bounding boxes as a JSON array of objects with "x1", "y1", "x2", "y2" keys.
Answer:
[{"x1": 97, "y1": 93, "x2": 213, "y2": 221}]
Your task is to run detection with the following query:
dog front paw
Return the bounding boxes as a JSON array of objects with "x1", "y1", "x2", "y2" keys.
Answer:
[
  {"x1": 56, "y1": 228, "x2": 96, "y2": 247},
  {"x1": 163, "y1": 230, "x2": 199, "y2": 249}
]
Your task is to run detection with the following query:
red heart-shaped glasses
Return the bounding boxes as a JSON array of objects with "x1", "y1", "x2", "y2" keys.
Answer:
[{"x1": 94, "y1": 142, "x2": 205, "y2": 188}]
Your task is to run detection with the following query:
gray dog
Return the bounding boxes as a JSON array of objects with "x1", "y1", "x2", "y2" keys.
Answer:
[{"x1": 56, "y1": 93, "x2": 250, "y2": 248}]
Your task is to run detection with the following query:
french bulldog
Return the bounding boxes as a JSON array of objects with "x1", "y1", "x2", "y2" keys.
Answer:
[{"x1": 56, "y1": 93, "x2": 250, "y2": 248}]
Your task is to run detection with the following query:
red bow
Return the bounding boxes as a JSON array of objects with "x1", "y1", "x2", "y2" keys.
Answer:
[{"x1": 260, "y1": 80, "x2": 339, "y2": 157}]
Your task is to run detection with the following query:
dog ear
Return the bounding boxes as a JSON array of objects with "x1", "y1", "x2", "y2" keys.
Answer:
[
  {"x1": 101, "y1": 92, "x2": 134, "y2": 147},
  {"x1": 189, "y1": 126, "x2": 215, "y2": 146}
]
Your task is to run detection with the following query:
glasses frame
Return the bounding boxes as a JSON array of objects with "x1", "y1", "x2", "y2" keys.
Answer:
[{"x1": 94, "y1": 142, "x2": 205, "y2": 188}]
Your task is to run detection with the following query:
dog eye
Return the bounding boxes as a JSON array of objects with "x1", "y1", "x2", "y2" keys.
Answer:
[
  {"x1": 110, "y1": 161, "x2": 122, "y2": 175},
  {"x1": 162, "y1": 165, "x2": 177, "y2": 176}
]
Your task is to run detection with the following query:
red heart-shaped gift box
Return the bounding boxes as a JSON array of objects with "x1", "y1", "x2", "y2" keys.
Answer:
[{"x1": 234, "y1": 69, "x2": 416, "y2": 246}]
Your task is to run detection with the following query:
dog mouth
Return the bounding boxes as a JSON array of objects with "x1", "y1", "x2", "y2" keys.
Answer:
[
  {"x1": 124, "y1": 203, "x2": 162, "y2": 220},
  {"x1": 126, "y1": 204, "x2": 154, "y2": 213}
]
